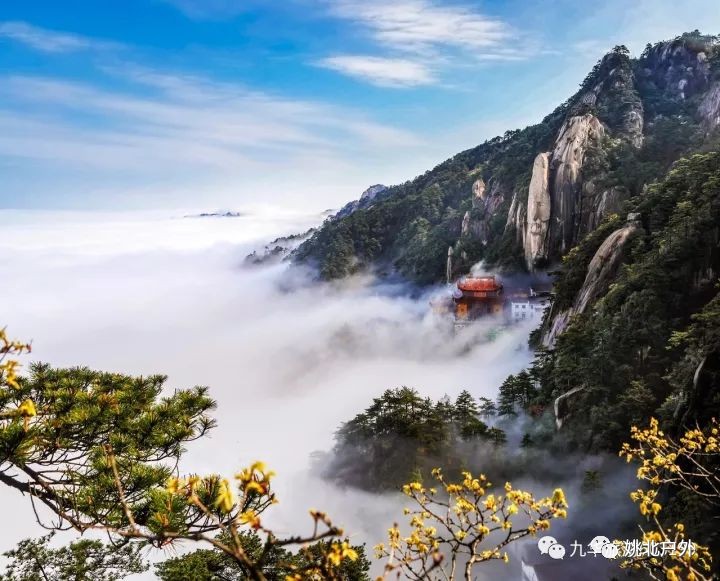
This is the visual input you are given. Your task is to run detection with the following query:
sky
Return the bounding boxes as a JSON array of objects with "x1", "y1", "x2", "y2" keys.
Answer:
[{"x1": 1, "y1": 0, "x2": 719, "y2": 212}]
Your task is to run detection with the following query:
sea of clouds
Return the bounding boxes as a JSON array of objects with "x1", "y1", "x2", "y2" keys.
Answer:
[{"x1": 0, "y1": 209, "x2": 631, "y2": 579}]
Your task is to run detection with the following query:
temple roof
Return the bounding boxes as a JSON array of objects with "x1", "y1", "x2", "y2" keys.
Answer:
[{"x1": 457, "y1": 276, "x2": 502, "y2": 292}]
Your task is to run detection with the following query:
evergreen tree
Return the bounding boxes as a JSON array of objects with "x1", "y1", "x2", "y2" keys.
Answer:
[
  {"x1": 477, "y1": 397, "x2": 497, "y2": 418},
  {"x1": 453, "y1": 390, "x2": 488, "y2": 440},
  {"x1": 0, "y1": 534, "x2": 147, "y2": 581}
]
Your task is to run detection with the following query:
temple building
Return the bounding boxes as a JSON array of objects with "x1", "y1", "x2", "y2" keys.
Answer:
[
  {"x1": 452, "y1": 276, "x2": 504, "y2": 320},
  {"x1": 509, "y1": 298, "x2": 548, "y2": 322}
]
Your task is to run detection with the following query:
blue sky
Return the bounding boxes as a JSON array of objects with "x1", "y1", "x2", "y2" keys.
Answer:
[{"x1": 1, "y1": 0, "x2": 719, "y2": 211}]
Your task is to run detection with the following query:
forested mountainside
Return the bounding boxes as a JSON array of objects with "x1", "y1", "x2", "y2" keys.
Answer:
[
  {"x1": 294, "y1": 32, "x2": 720, "y2": 283},
  {"x1": 305, "y1": 32, "x2": 720, "y2": 567},
  {"x1": 321, "y1": 150, "x2": 720, "y2": 569},
  {"x1": 520, "y1": 150, "x2": 720, "y2": 449}
]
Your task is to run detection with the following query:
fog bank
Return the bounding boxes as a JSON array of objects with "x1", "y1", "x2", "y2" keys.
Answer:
[{"x1": 0, "y1": 209, "x2": 542, "y2": 577}]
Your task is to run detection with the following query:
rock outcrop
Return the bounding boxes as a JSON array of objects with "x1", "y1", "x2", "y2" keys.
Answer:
[
  {"x1": 524, "y1": 152, "x2": 551, "y2": 268},
  {"x1": 461, "y1": 211, "x2": 471, "y2": 236},
  {"x1": 699, "y1": 82, "x2": 720, "y2": 131},
  {"x1": 334, "y1": 184, "x2": 388, "y2": 219},
  {"x1": 639, "y1": 38, "x2": 711, "y2": 102},
  {"x1": 505, "y1": 190, "x2": 526, "y2": 249},
  {"x1": 542, "y1": 213, "x2": 641, "y2": 346},
  {"x1": 580, "y1": 184, "x2": 625, "y2": 234},
  {"x1": 550, "y1": 114, "x2": 605, "y2": 256},
  {"x1": 521, "y1": 115, "x2": 606, "y2": 270},
  {"x1": 462, "y1": 178, "x2": 505, "y2": 244},
  {"x1": 574, "y1": 214, "x2": 640, "y2": 313},
  {"x1": 471, "y1": 178, "x2": 486, "y2": 209}
]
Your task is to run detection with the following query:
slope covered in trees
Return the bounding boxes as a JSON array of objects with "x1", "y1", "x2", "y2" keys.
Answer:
[
  {"x1": 497, "y1": 150, "x2": 720, "y2": 564},
  {"x1": 325, "y1": 388, "x2": 504, "y2": 490}
]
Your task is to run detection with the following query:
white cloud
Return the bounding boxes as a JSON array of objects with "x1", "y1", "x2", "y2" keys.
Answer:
[
  {"x1": 1, "y1": 72, "x2": 421, "y2": 162},
  {"x1": 320, "y1": 0, "x2": 524, "y2": 87},
  {"x1": 0, "y1": 21, "x2": 119, "y2": 53},
  {"x1": 328, "y1": 0, "x2": 512, "y2": 54},
  {"x1": 317, "y1": 55, "x2": 435, "y2": 87},
  {"x1": 0, "y1": 210, "x2": 537, "y2": 577},
  {"x1": 0, "y1": 68, "x2": 431, "y2": 209}
]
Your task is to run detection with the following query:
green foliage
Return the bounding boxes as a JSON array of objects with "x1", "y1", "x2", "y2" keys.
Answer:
[
  {"x1": 326, "y1": 387, "x2": 503, "y2": 490},
  {"x1": 0, "y1": 363, "x2": 215, "y2": 531},
  {"x1": 0, "y1": 533, "x2": 147, "y2": 581},
  {"x1": 155, "y1": 533, "x2": 370, "y2": 581},
  {"x1": 496, "y1": 371, "x2": 539, "y2": 416},
  {"x1": 581, "y1": 470, "x2": 603, "y2": 495}
]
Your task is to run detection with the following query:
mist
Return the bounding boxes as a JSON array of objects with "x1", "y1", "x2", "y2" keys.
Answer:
[{"x1": 0, "y1": 209, "x2": 632, "y2": 579}]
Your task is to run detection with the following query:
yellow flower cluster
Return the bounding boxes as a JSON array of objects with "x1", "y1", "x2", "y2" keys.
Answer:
[
  {"x1": 0, "y1": 328, "x2": 32, "y2": 390},
  {"x1": 377, "y1": 468, "x2": 569, "y2": 578},
  {"x1": 619, "y1": 419, "x2": 717, "y2": 580},
  {"x1": 629, "y1": 488, "x2": 662, "y2": 517},
  {"x1": 165, "y1": 461, "x2": 276, "y2": 523},
  {"x1": 326, "y1": 541, "x2": 359, "y2": 567},
  {"x1": 236, "y1": 461, "x2": 276, "y2": 496},
  {"x1": 621, "y1": 417, "x2": 720, "y2": 493},
  {"x1": 16, "y1": 399, "x2": 36, "y2": 417}
]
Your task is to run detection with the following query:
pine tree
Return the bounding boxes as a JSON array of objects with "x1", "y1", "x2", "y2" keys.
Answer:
[{"x1": 477, "y1": 397, "x2": 497, "y2": 418}]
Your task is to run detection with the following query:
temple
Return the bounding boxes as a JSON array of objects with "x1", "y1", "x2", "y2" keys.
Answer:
[{"x1": 452, "y1": 275, "x2": 504, "y2": 320}]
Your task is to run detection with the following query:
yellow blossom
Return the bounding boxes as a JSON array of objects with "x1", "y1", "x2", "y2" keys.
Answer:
[
  {"x1": 17, "y1": 399, "x2": 36, "y2": 417},
  {"x1": 214, "y1": 478, "x2": 234, "y2": 513}
]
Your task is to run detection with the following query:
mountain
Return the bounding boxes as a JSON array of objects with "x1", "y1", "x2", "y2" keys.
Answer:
[
  {"x1": 293, "y1": 32, "x2": 720, "y2": 284},
  {"x1": 333, "y1": 184, "x2": 389, "y2": 220}
]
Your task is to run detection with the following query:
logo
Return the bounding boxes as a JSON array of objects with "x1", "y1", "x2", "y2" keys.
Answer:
[{"x1": 537, "y1": 536, "x2": 565, "y2": 560}]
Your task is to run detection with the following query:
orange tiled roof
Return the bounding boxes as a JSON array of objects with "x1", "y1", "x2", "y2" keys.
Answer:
[{"x1": 457, "y1": 276, "x2": 502, "y2": 292}]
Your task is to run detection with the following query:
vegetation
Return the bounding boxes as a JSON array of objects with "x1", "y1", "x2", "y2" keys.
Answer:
[
  {"x1": 495, "y1": 151, "x2": 720, "y2": 571},
  {"x1": 375, "y1": 469, "x2": 568, "y2": 580},
  {"x1": 155, "y1": 533, "x2": 370, "y2": 581},
  {"x1": 620, "y1": 418, "x2": 717, "y2": 580},
  {"x1": 325, "y1": 388, "x2": 504, "y2": 490},
  {"x1": 293, "y1": 119, "x2": 560, "y2": 282},
  {"x1": 4, "y1": 28, "x2": 720, "y2": 581},
  {"x1": 0, "y1": 534, "x2": 147, "y2": 581},
  {"x1": 0, "y1": 329, "x2": 361, "y2": 581},
  {"x1": 0, "y1": 332, "x2": 573, "y2": 580},
  {"x1": 517, "y1": 152, "x2": 720, "y2": 450}
]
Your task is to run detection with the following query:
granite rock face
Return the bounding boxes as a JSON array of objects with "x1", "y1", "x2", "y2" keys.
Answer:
[
  {"x1": 542, "y1": 214, "x2": 641, "y2": 346},
  {"x1": 471, "y1": 178, "x2": 486, "y2": 209},
  {"x1": 699, "y1": 82, "x2": 720, "y2": 131},
  {"x1": 550, "y1": 114, "x2": 606, "y2": 256},
  {"x1": 520, "y1": 114, "x2": 605, "y2": 270},
  {"x1": 524, "y1": 152, "x2": 551, "y2": 268}
]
